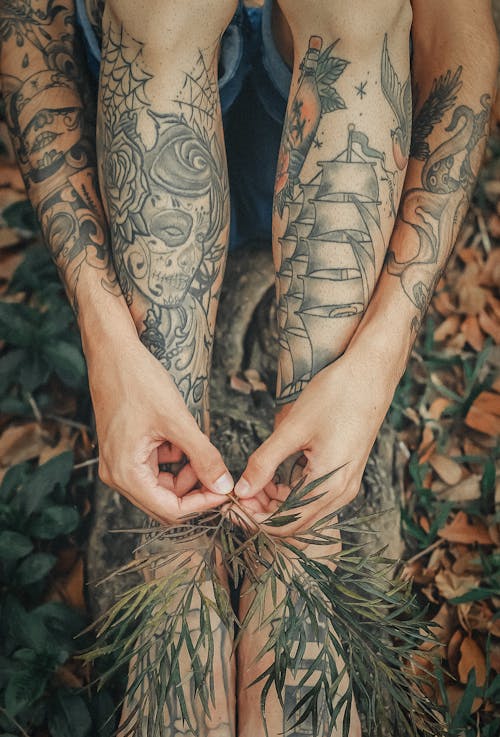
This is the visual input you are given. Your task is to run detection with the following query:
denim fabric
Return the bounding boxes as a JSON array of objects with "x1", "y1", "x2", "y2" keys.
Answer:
[{"x1": 74, "y1": 0, "x2": 292, "y2": 248}]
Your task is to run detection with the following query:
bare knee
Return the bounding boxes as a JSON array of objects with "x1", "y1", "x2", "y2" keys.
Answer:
[
  {"x1": 105, "y1": 0, "x2": 238, "y2": 49},
  {"x1": 277, "y1": 0, "x2": 412, "y2": 55}
]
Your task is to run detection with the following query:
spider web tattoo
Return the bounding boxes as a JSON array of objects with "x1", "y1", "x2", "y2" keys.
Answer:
[
  {"x1": 99, "y1": 24, "x2": 151, "y2": 126},
  {"x1": 175, "y1": 47, "x2": 219, "y2": 126}
]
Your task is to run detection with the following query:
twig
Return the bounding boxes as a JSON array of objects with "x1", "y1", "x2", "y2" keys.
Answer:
[
  {"x1": 0, "y1": 707, "x2": 31, "y2": 737},
  {"x1": 25, "y1": 391, "x2": 42, "y2": 423},
  {"x1": 74, "y1": 457, "x2": 99, "y2": 470},
  {"x1": 475, "y1": 206, "x2": 492, "y2": 255},
  {"x1": 404, "y1": 538, "x2": 443, "y2": 567},
  {"x1": 24, "y1": 394, "x2": 91, "y2": 432},
  {"x1": 45, "y1": 414, "x2": 92, "y2": 431}
]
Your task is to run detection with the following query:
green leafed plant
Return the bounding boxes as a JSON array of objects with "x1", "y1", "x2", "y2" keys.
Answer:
[
  {"x1": 0, "y1": 456, "x2": 116, "y2": 737},
  {"x1": 83, "y1": 471, "x2": 443, "y2": 737}
]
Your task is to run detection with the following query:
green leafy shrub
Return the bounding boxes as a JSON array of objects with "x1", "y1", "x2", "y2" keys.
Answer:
[{"x1": 0, "y1": 457, "x2": 115, "y2": 736}]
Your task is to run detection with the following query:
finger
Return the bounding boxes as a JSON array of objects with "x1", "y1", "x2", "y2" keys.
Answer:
[
  {"x1": 125, "y1": 464, "x2": 227, "y2": 523},
  {"x1": 234, "y1": 423, "x2": 304, "y2": 498},
  {"x1": 173, "y1": 463, "x2": 199, "y2": 496},
  {"x1": 238, "y1": 490, "x2": 271, "y2": 515},
  {"x1": 156, "y1": 465, "x2": 198, "y2": 497},
  {"x1": 182, "y1": 430, "x2": 234, "y2": 496},
  {"x1": 263, "y1": 481, "x2": 290, "y2": 502},
  {"x1": 113, "y1": 482, "x2": 172, "y2": 526},
  {"x1": 158, "y1": 443, "x2": 185, "y2": 464}
]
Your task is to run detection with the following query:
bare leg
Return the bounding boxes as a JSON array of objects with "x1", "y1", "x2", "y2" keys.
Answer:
[
  {"x1": 238, "y1": 1, "x2": 413, "y2": 735},
  {"x1": 96, "y1": 1, "x2": 238, "y2": 733}
]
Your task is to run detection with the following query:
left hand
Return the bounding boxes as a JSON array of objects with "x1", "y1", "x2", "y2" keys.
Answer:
[{"x1": 233, "y1": 344, "x2": 400, "y2": 536}]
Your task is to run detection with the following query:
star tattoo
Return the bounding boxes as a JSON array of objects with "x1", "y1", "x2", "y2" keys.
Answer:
[
  {"x1": 355, "y1": 81, "x2": 367, "y2": 98},
  {"x1": 313, "y1": 137, "x2": 323, "y2": 149}
]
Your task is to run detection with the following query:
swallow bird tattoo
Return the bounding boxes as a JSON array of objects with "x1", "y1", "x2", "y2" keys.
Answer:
[{"x1": 381, "y1": 33, "x2": 412, "y2": 170}]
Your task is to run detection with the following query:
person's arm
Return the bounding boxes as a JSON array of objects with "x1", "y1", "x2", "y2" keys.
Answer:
[
  {"x1": 0, "y1": 0, "x2": 123, "y2": 318},
  {"x1": 0, "y1": 0, "x2": 233, "y2": 521},
  {"x1": 351, "y1": 0, "x2": 499, "y2": 374},
  {"x1": 234, "y1": 0, "x2": 499, "y2": 528}
]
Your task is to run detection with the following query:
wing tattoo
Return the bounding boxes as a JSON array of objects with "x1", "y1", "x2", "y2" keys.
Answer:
[
  {"x1": 410, "y1": 66, "x2": 463, "y2": 160},
  {"x1": 381, "y1": 33, "x2": 412, "y2": 157}
]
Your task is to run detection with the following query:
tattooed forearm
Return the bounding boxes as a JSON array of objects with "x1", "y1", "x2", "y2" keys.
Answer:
[
  {"x1": 0, "y1": 0, "x2": 117, "y2": 312},
  {"x1": 385, "y1": 64, "x2": 491, "y2": 339},
  {"x1": 274, "y1": 34, "x2": 400, "y2": 403},
  {"x1": 98, "y1": 22, "x2": 229, "y2": 426}
]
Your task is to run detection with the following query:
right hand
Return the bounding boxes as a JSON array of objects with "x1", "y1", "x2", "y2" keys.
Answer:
[{"x1": 85, "y1": 332, "x2": 234, "y2": 524}]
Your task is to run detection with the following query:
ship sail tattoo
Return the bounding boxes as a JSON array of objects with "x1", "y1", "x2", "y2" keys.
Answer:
[{"x1": 277, "y1": 124, "x2": 386, "y2": 402}]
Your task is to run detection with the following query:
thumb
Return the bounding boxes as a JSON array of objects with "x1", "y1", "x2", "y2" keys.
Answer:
[
  {"x1": 183, "y1": 430, "x2": 234, "y2": 496},
  {"x1": 235, "y1": 424, "x2": 302, "y2": 498}
]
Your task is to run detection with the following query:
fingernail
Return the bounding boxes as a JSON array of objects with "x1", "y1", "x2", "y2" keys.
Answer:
[
  {"x1": 234, "y1": 478, "x2": 252, "y2": 498},
  {"x1": 212, "y1": 472, "x2": 234, "y2": 495}
]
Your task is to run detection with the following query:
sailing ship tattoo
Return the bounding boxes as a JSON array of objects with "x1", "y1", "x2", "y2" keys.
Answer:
[{"x1": 275, "y1": 36, "x2": 393, "y2": 403}]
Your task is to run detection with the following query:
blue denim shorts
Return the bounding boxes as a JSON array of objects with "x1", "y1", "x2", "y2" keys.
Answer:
[{"x1": 75, "y1": 0, "x2": 291, "y2": 249}]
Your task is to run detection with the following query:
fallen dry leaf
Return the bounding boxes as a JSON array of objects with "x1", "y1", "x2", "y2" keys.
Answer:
[
  {"x1": 458, "y1": 283, "x2": 488, "y2": 316},
  {"x1": 478, "y1": 309, "x2": 500, "y2": 343},
  {"x1": 53, "y1": 557, "x2": 86, "y2": 611},
  {"x1": 480, "y1": 248, "x2": 500, "y2": 287},
  {"x1": 418, "y1": 425, "x2": 436, "y2": 464},
  {"x1": 432, "y1": 290, "x2": 456, "y2": 317},
  {"x1": 448, "y1": 628, "x2": 465, "y2": 676},
  {"x1": 458, "y1": 601, "x2": 495, "y2": 634},
  {"x1": 451, "y1": 547, "x2": 483, "y2": 576},
  {"x1": 434, "y1": 315, "x2": 461, "y2": 342},
  {"x1": 55, "y1": 664, "x2": 84, "y2": 689},
  {"x1": 431, "y1": 603, "x2": 456, "y2": 645},
  {"x1": 0, "y1": 250, "x2": 24, "y2": 282},
  {"x1": 0, "y1": 227, "x2": 20, "y2": 249},
  {"x1": 404, "y1": 560, "x2": 436, "y2": 585},
  {"x1": 438, "y1": 511, "x2": 493, "y2": 545},
  {"x1": 458, "y1": 636, "x2": 487, "y2": 687},
  {"x1": 38, "y1": 426, "x2": 76, "y2": 464},
  {"x1": 461, "y1": 315, "x2": 485, "y2": 352},
  {"x1": 472, "y1": 390, "x2": 500, "y2": 417},
  {"x1": 427, "y1": 397, "x2": 452, "y2": 421},
  {"x1": 465, "y1": 404, "x2": 500, "y2": 437},
  {"x1": 433, "y1": 474, "x2": 482, "y2": 503},
  {"x1": 0, "y1": 423, "x2": 46, "y2": 466},
  {"x1": 445, "y1": 684, "x2": 483, "y2": 716},
  {"x1": 429, "y1": 453, "x2": 463, "y2": 486},
  {"x1": 434, "y1": 569, "x2": 480, "y2": 600}
]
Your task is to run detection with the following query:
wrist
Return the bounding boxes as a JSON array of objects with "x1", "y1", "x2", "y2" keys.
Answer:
[
  {"x1": 347, "y1": 275, "x2": 415, "y2": 386},
  {"x1": 76, "y1": 269, "x2": 139, "y2": 359}
]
